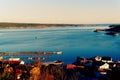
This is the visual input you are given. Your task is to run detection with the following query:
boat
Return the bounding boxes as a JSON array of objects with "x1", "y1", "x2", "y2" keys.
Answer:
[
  {"x1": 42, "y1": 60, "x2": 63, "y2": 66},
  {"x1": 9, "y1": 58, "x2": 20, "y2": 61},
  {"x1": 3, "y1": 58, "x2": 21, "y2": 65},
  {"x1": 56, "y1": 51, "x2": 62, "y2": 54}
]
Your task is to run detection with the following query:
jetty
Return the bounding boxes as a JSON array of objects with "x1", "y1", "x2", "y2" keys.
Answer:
[{"x1": 0, "y1": 51, "x2": 62, "y2": 56}]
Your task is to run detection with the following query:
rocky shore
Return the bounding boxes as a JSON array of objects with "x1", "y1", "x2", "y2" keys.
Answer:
[{"x1": 94, "y1": 25, "x2": 120, "y2": 36}]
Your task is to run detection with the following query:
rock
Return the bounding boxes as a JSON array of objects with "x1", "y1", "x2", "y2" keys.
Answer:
[
  {"x1": 94, "y1": 29, "x2": 103, "y2": 32},
  {"x1": 105, "y1": 32, "x2": 119, "y2": 36},
  {"x1": 105, "y1": 25, "x2": 120, "y2": 32}
]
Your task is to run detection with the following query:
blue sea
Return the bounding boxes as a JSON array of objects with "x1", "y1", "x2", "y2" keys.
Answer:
[{"x1": 0, "y1": 25, "x2": 120, "y2": 64}]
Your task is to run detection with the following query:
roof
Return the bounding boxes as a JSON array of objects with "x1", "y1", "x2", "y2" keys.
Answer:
[{"x1": 102, "y1": 57, "x2": 112, "y2": 60}]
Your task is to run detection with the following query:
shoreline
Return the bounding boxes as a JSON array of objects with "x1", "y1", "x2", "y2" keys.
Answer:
[
  {"x1": 0, "y1": 25, "x2": 109, "y2": 29},
  {"x1": 0, "y1": 22, "x2": 112, "y2": 29}
]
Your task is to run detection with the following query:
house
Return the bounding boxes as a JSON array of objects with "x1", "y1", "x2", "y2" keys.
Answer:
[
  {"x1": 99, "y1": 63, "x2": 109, "y2": 69},
  {"x1": 95, "y1": 56, "x2": 102, "y2": 61},
  {"x1": 101, "y1": 56, "x2": 113, "y2": 63},
  {"x1": 98, "y1": 63, "x2": 110, "y2": 73}
]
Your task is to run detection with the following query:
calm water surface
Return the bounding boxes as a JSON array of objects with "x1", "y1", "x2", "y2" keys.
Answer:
[{"x1": 0, "y1": 26, "x2": 120, "y2": 64}]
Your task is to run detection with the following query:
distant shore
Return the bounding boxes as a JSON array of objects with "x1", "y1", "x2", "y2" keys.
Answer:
[{"x1": 0, "y1": 22, "x2": 112, "y2": 29}]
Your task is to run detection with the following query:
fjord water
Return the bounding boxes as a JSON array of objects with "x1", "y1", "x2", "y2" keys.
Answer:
[{"x1": 0, "y1": 26, "x2": 120, "y2": 64}]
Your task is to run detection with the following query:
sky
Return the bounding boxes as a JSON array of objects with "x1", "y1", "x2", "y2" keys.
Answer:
[{"x1": 0, "y1": 0, "x2": 120, "y2": 24}]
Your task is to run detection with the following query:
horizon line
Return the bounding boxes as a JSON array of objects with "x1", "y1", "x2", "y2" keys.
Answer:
[{"x1": 0, "y1": 22, "x2": 120, "y2": 25}]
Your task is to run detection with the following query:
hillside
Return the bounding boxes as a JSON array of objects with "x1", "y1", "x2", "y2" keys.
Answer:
[
  {"x1": 0, "y1": 22, "x2": 112, "y2": 28},
  {"x1": 0, "y1": 22, "x2": 80, "y2": 28}
]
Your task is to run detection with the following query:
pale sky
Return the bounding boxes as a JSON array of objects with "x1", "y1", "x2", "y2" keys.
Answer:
[{"x1": 0, "y1": 0, "x2": 120, "y2": 24}]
